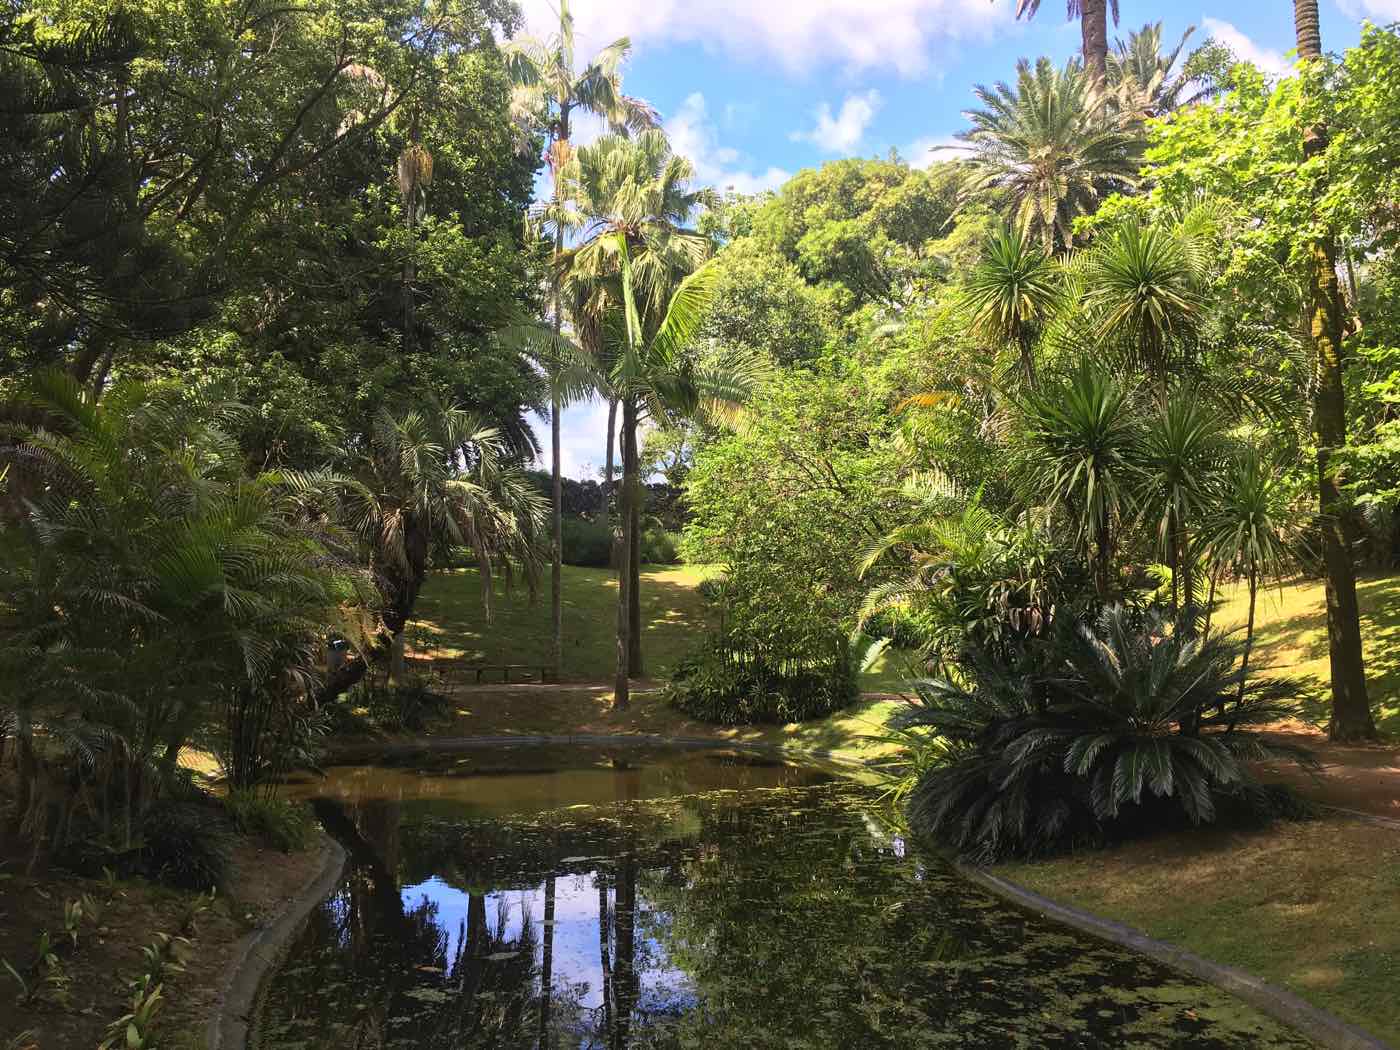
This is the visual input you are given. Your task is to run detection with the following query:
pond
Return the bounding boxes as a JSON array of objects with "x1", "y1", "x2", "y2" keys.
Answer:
[{"x1": 254, "y1": 745, "x2": 1313, "y2": 1049}]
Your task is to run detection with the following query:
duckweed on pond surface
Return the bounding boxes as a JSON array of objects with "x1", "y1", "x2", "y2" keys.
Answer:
[{"x1": 256, "y1": 747, "x2": 1314, "y2": 1049}]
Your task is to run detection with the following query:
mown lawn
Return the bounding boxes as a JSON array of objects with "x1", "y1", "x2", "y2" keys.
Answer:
[
  {"x1": 409, "y1": 563, "x2": 917, "y2": 692},
  {"x1": 1001, "y1": 817, "x2": 1400, "y2": 1045},
  {"x1": 1213, "y1": 574, "x2": 1400, "y2": 735}
]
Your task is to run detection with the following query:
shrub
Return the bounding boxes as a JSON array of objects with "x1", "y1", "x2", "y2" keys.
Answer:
[
  {"x1": 640, "y1": 527, "x2": 681, "y2": 565},
  {"x1": 665, "y1": 638, "x2": 858, "y2": 725},
  {"x1": 345, "y1": 679, "x2": 447, "y2": 733},
  {"x1": 224, "y1": 791, "x2": 314, "y2": 852},
  {"x1": 896, "y1": 606, "x2": 1315, "y2": 862},
  {"x1": 560, "y1": 515, "x2": 614, "y2": 567},
  {"x1": 140, "y1": 801, "x2": 232, "y2": 890}
]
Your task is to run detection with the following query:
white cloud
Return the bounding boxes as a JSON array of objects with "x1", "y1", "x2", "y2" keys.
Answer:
[
  {"x1": 1336, "y1": 0, "x2": 1400, "y2": 19},
  {"x1": 1201, "y1": 18, "x2": 1290, "y2": 78},
  {"x1": 791, "y1": 90, "x2": 882, "y2": 154},
  {"x1": 514, "y1": 0, "x2": 1009, "y2": 78},
  {"x1": 666, "y1": 92, "x2": 791, "y2": 194},
  {"x1": 904, "y1": 136, "x2": 966, "y2": 169}
]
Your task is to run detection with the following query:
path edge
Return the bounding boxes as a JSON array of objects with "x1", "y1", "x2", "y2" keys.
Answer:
[
  {"x1": 206, "y1": 835, "x2": 348, "y2": 1050},
  {"x1": 957, "y1": 861, "x2": 1395, "y2": 1050}
]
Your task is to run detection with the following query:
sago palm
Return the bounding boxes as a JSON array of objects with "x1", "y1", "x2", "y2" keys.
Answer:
[
  {"x1": 960, "y1": 57, "x2": 1141, "y2": 255},
  {"x1": 505, "y1": 0, "x2": 658, "y2": 682}
]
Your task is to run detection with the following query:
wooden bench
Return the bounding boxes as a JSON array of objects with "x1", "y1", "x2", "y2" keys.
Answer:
[{"x1": 457, "y1": 663, "x2": 555, "y2": 684}]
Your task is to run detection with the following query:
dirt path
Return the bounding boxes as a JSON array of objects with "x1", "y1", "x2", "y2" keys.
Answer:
[{"x1": 1258, "y1": 721, "x2": 1400, "y2": 819}]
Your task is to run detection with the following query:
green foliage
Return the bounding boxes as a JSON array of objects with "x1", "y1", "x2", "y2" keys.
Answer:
[
  {"x1": 140, "y1": 802, "x2": 232, "y2": 891},
  {"x1": 666, "y1": 637, "x2": 859, "y2": 725},
  {"x1": 224, "y1": 791, "x2": 314, "y2": 853},
  {"x1": 897, "y1": 607, "x2": 1314, "y2": 861},
  {"x1": 560, "y1": 514, "x2": 614, "y2": 566}
]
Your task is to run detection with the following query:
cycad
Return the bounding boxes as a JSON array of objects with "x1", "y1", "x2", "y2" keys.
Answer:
[{"x1": 896, "y1": 606, "x2": 1314, "y2": 861}]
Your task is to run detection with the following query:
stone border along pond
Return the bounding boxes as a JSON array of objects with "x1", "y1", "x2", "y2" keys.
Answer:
[{"x1": 208, "y1": 735, "x2": 1396, "y2": 1050}]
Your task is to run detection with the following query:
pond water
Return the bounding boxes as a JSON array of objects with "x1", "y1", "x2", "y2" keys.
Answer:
[{"x1": 255, "y1": 745, "x2": 1313, "y2": 1049}]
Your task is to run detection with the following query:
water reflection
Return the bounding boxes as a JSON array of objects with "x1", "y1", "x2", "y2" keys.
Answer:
[{"x1": 256, "y1": 749, "x2": 1314, "y2": 1050}]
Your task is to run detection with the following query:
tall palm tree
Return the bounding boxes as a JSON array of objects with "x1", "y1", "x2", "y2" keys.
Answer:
[
  {"x1": 960, "y1": 57, "x2": 1141, "y2": 255},
  {"x1": 506, "y1": 1, "x2": 658, "y2": 683},
  {"x1": 557, "y1": 130, "x2": 716, "y2": 680},
  {"x1": 1292, "y1": 0, "x2": 1374, "y2": 740},
  {"x1": 963, "y1": 223, "x2": 1059, "y2": 387},
  {"x1": 1013, "y1": 0, "x2": 1120, "y2": 87},
  {"x1": 1016, "y1": 363, "x2": 1138, "y2": 597}
]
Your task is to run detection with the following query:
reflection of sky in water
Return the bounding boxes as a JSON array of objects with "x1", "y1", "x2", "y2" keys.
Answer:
[{"x1": 402, "y1": 872, "x2": 694, "y2": 1014}]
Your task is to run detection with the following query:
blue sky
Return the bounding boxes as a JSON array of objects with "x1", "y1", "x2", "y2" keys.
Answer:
[{"x1": 517, "y1": 0, "x2": 1398, "y2": 479}]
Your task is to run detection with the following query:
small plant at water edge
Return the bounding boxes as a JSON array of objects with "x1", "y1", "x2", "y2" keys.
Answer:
[{"x1": 100, "y1": 979, "x2": 164, "y2": 1050}]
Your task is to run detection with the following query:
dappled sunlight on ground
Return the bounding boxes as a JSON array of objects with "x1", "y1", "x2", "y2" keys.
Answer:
[{"x1": 1214, "y1": 574, "x2": 1400, "y2": 735}]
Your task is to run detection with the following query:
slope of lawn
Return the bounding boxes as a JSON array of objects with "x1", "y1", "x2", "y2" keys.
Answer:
[
  {"x1": 1001, "y1": 817, "x2": 1400, "y2": 1045},
  {"x1": 1212, "y1": 573, "x2": 1400, "y2": 735},
  {"x1": 409, "y1": 563, "x2": 917, "y2": 692}
]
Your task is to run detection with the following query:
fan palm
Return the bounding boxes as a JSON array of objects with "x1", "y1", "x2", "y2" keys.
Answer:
[
  {"x1": 506, "y1": 0, "x2": 658, "y2": 682},
  {"x1": 960, "y1": 57, "x2": 1141, "y2": 255},
  {"x1": 1016, "y1": 363, "x2": 1138, "y2": 597},
  {"x1": 964, "y1": 223, "x2": 1060, "y2": 387}
]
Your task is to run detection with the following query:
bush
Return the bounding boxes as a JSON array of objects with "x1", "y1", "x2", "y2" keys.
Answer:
[
  {"x1": 224, "y1": 791, "x2": 314, "y2": 852},
  {"x1": 665, "y1": 639, "x2": 858, "y2": 725},
  {"x1": 561, "y1": 515, "x2": 614, "y2": 567},
  {"x1": 640, "y1": 527, "x2": 681, "y2": 565},
  {"x1": 141, "y1": 801, "x2": 232, "y2": 890},
  {"x1": 344, "y1": 679, "x2": 448, "y2": 733},
  {"x1": 896, "y1": 607, "x2": 1316, "y2": 862}
]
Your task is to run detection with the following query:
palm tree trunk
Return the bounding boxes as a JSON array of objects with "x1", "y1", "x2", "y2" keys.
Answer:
[
  {"x1": 1080, "y1": 0, "x2": 1110, "y2": 87},
  {"x1": 1202, "y1": 565, "x2": 1220, "y2": 640},
  {"x1": 605, "y1": 397, "x2": 618, "y2": 567},
  {"x1": 539, "y1": 874, "x2": 555, "y2": 1048},
  {"x1": 1295, "y1": 0, "x2": 1375, "y2": 741},
  {"x1": 628, "y1": 479, "x2": 642, "y2": 678},
  {"x1": 614, "y1": 399, "x2": 636, "y2": 710},
  {"x1": 548, "y1": 207, "x2": 565, "y2": 685},
  {"x1": 388, "y1": 630, "x2": 407, "y2": 685}
]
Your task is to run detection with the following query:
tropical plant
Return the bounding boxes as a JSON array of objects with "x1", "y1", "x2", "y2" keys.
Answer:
[
  {"x1": 316, "y1": 404, "x2": 548, "y2": 699},
  {"x1": 963, "y1": 224, "x2": 1060, "y2": 387},
  {"x1": 1106, "y1": 23, "x2": 1219, "y2": 120},
  {"x1": 1198, "y1": 449, "x2": 1306, "y2": 692},
  {"x1": 1015, "y1": 363, "x2": 1139, "y2": 596},
  {"x1": 506, "y1": 0, "x2": 659, "y2": 683},
  {"x1": 1132, "y1": 392, "x2": 1225, "y2": 610},
  {"x1": 960, "y1": 57, "x2": 1141, "y2": 254},
  {"x1": 896, "y1": 606, "x2": 1314, "y2": 861}
]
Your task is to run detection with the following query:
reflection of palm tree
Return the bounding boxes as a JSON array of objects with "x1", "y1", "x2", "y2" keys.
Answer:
[{"x1": 539, "y1": 876, "x2": 556, "y2": 1049}]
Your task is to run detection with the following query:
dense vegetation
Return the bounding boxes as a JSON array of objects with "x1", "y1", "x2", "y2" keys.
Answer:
[{"x1": 1, "y1": 0, "x2": 1398, "y2": 937}]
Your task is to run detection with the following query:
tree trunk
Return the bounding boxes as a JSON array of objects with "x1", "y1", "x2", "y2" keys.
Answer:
[
  {"x1": 1237, "y1": 565, "x2": 1259, "y2": 708},
  {"x1": 1295, "y1": 0, "x2": 1375, "y2": 741},
  {"x1": 1080, "y1": 0, "x2": 1110, "y2": 87},
  {"x1": 1202, "y1": 566, "x2": 1220, "y2": 640},
  {"x1": 388, "y1": 630, "x2": 407, "y2": 686},
  {"x1": 605, "y1": 397, "x2": 618, "y2": 568},
  {"x1": 613, "y1": 399, "x2": 635, "y2": 710},
  {"x1": 539, "y1": 875, "x2": 556, "y2": 1048},
  {"x1": 628, "y1": 476, "x2": 642, "y2": 678},
  {"x1": 550, "y1": 387, "x2": 563, "y2": 683}
]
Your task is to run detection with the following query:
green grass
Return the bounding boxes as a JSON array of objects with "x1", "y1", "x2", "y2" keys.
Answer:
[
  {"x1": 410, "y1": 563, "x2": 918, "y2": 693},
  {"x1": 1001, "y1": 818, "x2": 1400, "y2": 1044},
  {"x1": 1212, "y1": 574, "x2": 1400, "y2": 735},
  {"x1": 411, "y1": 564, "x2": 717, "y2": 682}
]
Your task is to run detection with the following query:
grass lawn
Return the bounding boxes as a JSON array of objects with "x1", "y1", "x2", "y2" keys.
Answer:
[
  {"x1": 409, "y1": 563, "x2": 917, "y2": 692},
  {"x1": 1212, "y1": 574, "x2": 1400, "y2": 735},
  {"x1": 1000, "y1": 816, "x2": 1400, "y2": 1044}
]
